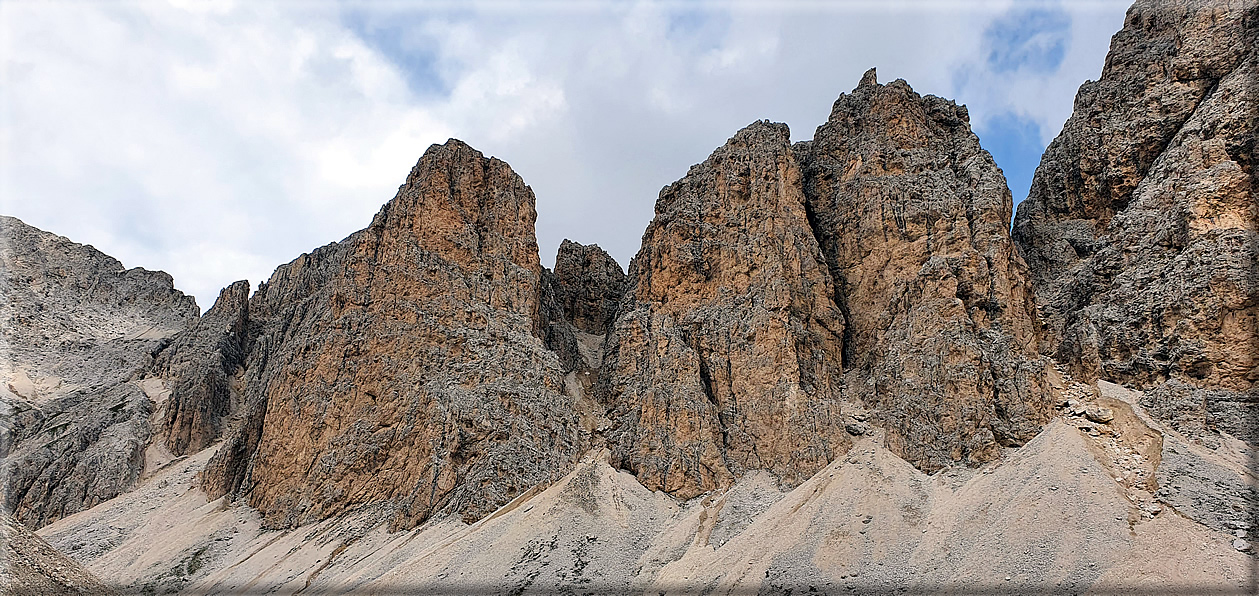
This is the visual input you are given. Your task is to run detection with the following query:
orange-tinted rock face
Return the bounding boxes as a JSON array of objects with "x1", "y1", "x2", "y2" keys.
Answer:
[
  {"x1": 797, "y1": 70, "x2": 1051, "y2": 471},
  {"x1": 202, "y1": 140, "x2": 583, "y2": 529},
  {"x1": 1014, "y1": 0, "x2": 1257, "y2": 443},
  {"x1": 600, "y1": 121, "x2": 850, "y2": 498}
]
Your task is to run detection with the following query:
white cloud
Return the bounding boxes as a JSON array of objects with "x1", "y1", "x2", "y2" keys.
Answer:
[{"x1": 1, "y1": 0, "x2": 1130, "y2": 309}]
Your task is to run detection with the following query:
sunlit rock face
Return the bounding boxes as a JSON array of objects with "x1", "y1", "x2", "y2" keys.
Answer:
[
  {"x1": 796, "y1": 69, "x2": 1052, "y2": 472},
  {"x1": 599, "y1": 120, "x2": 851, "y2": 498},
  {"x1": 198, "y1": 140, "x2": 584, "y2": 530}
]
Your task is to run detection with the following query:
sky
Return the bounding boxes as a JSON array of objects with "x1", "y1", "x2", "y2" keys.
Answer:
[{"x1": 1, "y1": 0, "x2": 1130, "y2": 310}]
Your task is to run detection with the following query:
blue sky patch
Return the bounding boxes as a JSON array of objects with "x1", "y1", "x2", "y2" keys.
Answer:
[
  {"x1": 975, "y1": 111, "x2": 1044, "y2": 208},
  {"x1": 983, "y1": 6, "x2": 1071, "y2": 74},
  {"x1": 340, "y1": 7, "x2": 451, "y2": 98}
]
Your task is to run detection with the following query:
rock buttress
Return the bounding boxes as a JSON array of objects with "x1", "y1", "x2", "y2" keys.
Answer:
[
  {"x1": 600, "y1": 121, "x2": 850, "y2": 498},
  {"x1": 797, "y1": 70, "x2": 1052, "y2": 472},
  {"x1": 149, "y1": 280, "x2": 250, "y2": 456},
  {"x1": 202, "y1": 140, "x2": 583, "y2": 529},
  {"x1": 1013, "y1": 0, "x2": 1258, "y2": 443}
]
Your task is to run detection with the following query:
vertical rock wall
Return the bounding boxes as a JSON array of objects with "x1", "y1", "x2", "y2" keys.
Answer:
[
  {"x1": 796, "y1": 70, "x2": 1052, "y2": 471},
  {"x1": 599, "y1": 121, "x2": 850, "y2": 498},
  {"x1": 198, "y1": 141, "x2": 584, "y2": 529}
]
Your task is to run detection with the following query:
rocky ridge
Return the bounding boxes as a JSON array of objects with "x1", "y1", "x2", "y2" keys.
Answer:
[
  {"x1": 3, "y1": 0, "x2": 1257, "y2": 589},
  {"x1": 0, "y1": 216, "x2": 198, "y2": 530}
]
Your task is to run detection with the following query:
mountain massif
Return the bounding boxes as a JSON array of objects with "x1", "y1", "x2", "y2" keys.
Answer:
[{"x1": 2, "y1": 0, "x2": 1255, "y2": 593}]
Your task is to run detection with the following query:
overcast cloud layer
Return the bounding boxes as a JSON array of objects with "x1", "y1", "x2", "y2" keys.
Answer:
[{"x1": 1, "y1": 0, "x2": 1129, "y2": 309}]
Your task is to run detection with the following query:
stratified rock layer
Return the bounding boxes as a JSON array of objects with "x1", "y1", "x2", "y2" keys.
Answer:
[
  {"x1": 797, "y1": 70, "x2": 1052, "y2": 471},
  {"x1": 601, "y1": 121, "x2": 850, "y2": 498},
  {"x1": 203, "y1": 140, "x2": 583, "y2": 530},
  {"x1": 0, "y1": 216, "x2": 197, "y2": 529},
  {"x1": 1013, "y1": 0, "x2": 1257, "y2": 438}
]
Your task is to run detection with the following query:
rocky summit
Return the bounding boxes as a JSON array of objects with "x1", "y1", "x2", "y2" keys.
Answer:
[
  {"x1": 600, "y1": 120, "x2": 849, "y2": 498},
  {"x1": 2, "y1": 0, "x2": 1256, "y2": 593},
  {"x1": 195, "y1": 140, "x2": 585, "y2": 531}
]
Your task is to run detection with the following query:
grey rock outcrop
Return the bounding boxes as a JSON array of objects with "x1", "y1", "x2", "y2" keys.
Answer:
[
  {"x1": 538, "y1": 241, "x2": 626, "y2": 376},
  {"x1": 148, "y1": 280, "x2": 250, "y2": 456},
  {"x1": 0, "y1": 215, "x2": 197, "y2": 529},
  {"x1": 551, "y1": 240, "x2": 627, "y2": 337},
  {"x1": 796, "y1": 70, "x2": 1052, "y2": 471},
  {"x1": 1013, "y1": 0, "x2": 1258, "y2": 438}
]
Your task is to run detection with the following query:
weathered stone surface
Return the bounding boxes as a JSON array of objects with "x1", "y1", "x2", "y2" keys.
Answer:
[
  {"x1": 1013, "y1": 0, "x2": 1258, "y2": 437},
  {"x1": 0, "y1": 215, "x2": 197, "y2": 529},
  {"x1": 796, "y1": 69, "x2": 1052, "y2": 472},
  {"x1": 538, "y1": 241, "x2": 625, "y2": 440},
  {"x1": 600, "y1": 120, "x2": 850, "y2": 499},
  {"x1": 148, "y1": 280, "x2": 250, "y2": 456},
  {"x1": 551, "y1": 240, "x2": 627, "y2": 336},
  {"x1": 538, "y1": 241, "x2": 625, "y2": 378},
  {"x1": 203, "y1": 140, "x2": 583, "y2": 530}
]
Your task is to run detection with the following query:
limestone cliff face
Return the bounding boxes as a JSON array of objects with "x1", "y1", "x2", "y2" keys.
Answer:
[
  {"x1": 796, "y1": 70, "x2": 1052, "y2": 471},
  {"x1": 200, "y1": 140, "x2": 583, "y2": 530},
  {"x1": 1013, "y1": 0, "x2": 1257, "y2": 442},
  {"x1": 0, "y1": 216, "x2": 197, "y2": 529},
  {"x1": 600, "y1": 121, "x2": 850, "y2": 498}
]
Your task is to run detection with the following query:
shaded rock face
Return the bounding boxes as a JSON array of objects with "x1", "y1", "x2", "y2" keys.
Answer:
[
  {"x1": 0, "y1": 216, "x2": 197, "y2": 529},
  {"x1": 202, "y1": 140, "x2": 583, "y2": 530},
  {"x1": 1013, "y1": 0, "x2": 1258, "y2": 435},
  {"x1": 538, "y1": 241, "x2": 626, "y2": 439},
  {"x1": 600, "y1": 121, "x2": 851, "y2": 498},
  {"x1": 538, "y1": 241, "x2": 626, "y2": 375},
  {"x1": 796, "y1": 70, "x2": 1052, "y2": 472},
  {"x1": 551, "y1": 240, "x2": 627, "y2": 336},
  {"x1": 149, "y1": 280, "x2": 250, "y2": 456}
]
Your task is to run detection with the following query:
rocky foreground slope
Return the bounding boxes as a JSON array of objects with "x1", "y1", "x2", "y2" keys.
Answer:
[
  {"x1": 2, "y1": 0, "x2": 1256, "y2": 592},
  {"x1": 29, "y1": 383, "x2": 1255, "y2": 594}
]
